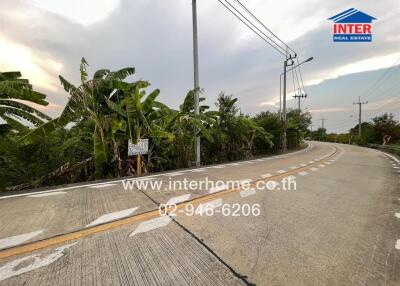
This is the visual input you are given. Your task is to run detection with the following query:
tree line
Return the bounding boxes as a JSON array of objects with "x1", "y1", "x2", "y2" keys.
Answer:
[
  {"x1": 308, "y1": 113, "x2": 400, "y2": 146},
  {"x1": 0, "y1": 58, "x2": 311, "y2": 191}
]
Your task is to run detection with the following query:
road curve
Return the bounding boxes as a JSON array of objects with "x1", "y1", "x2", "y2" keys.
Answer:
[{"x1": 0, "y1": 142, "x2": 399, "y2": 285}]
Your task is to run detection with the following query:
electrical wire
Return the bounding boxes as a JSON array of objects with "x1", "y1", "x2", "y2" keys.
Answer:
[
  {"x1": 216, "y1": 0, "x2": 291, "y2": 57},
  {"x1": 231, "y1": 0, "x2": 296, "y2": 55},
  {"x1": 363, "y1": 56, "x2": 400, "y2": 99}
]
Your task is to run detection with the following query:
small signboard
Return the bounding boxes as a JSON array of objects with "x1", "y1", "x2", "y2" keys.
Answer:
[{"x1": 128, "y1": 139, "x2": 148, "y2": 156}]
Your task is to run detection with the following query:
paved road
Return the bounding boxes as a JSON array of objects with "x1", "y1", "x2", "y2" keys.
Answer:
[{"x1": 0, "y1": 142, "x2": 399, "y2": 285}]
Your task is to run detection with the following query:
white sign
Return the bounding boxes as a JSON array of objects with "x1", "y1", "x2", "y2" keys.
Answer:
[{"x1": 128, "y1": 139, "x2": 148, "y2": 156}]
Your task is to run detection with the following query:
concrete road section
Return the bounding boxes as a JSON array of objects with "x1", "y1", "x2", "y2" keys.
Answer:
[
  {"x1": 0, "y1": 142, "x2": 399, "y2": 285},
  {"x1": 0, "y1": 142, "x2": 331, "y2": 242}
]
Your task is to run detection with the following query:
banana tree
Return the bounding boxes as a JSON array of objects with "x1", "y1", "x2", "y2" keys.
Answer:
[
  {"x1": 165, "y1": 89, "x2": 216, "y2": 167},
  {"x1": 0, "y1": 71, "x2": 50, "y2": 133},
  {"x1": 105, "y1": 80, "x2": 174, "y2": 175},
  {"x1": 20, "y1": 58, "x2": 136, "y2": 178}
]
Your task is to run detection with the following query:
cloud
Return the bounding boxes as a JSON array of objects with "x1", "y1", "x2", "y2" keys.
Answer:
[
  {"x1": 309, "y1": 108, "x2": 351, "y2": 113},
  {"x1": 0, "y1": 0, "x2": 399, "y2": 130},
  {"x1": 305, "y1": 52, "x2": 400, "y2": 86},
  {"x1": 33, "y1": 0, "x2": 120, "y2": 26},
  {"x1": 0, "y1": 37, "x2": 63, "y2": 91}
]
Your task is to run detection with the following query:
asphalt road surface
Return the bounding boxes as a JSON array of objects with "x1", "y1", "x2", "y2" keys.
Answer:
[{"x1": 0, "y1": 142, "x2": 399, "y2": 285}]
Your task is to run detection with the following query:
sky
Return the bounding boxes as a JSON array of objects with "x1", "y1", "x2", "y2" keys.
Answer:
[{"x1": 0, "y1": 0, "x2": 399, "y2": 133}]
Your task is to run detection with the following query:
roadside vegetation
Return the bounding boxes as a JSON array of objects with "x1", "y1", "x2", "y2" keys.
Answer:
[
  {"x1": 308, "y1": 113, "x2": 400, "y2": 146},
  {"x1": 0, "y1": 58, "x2": 311, "y2": 191}
]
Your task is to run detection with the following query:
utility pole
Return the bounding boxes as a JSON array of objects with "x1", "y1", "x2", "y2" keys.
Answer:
[
  {"x1": 279, "y1": 57, "x2": 313, "y2": 120},
  {"x1": 320, "y1": 117, "x2": 326, "y2": 129},
  {"x1": 320, "y1": 117, "x2": 326, "y2": 136},
  {"x1": 282, "y1": 55, "x2": 295, "y2": 152},
  {"x1": 192, "y1": 0, "x2": 200, "y2": 166},
  {"x1": 353, "y1": 96, "x2": 368, "y2": 137},
  {"x1": 292, "y1": 88, "x2": 307, "y2": 110}
]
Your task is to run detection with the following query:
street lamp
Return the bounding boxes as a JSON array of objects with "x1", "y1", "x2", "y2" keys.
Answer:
[
  {"x1": 280, "y1": 56, "x2": 313, "y2": 152},
  {"x1": 279, "y1": 56, "x2": 313, "y2": 118}
]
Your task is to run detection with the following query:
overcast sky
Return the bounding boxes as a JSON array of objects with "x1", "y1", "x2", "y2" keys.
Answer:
[{"x1": 1, "y1": 0, "x2": 399, "y2": 133}]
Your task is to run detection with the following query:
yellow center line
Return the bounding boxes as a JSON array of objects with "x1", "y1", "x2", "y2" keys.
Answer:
[{"x1": 0, "y1": 148, "x2": 338, "y2": 260}]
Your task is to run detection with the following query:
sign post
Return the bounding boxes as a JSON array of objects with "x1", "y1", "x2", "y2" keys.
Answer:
[{"x1": 128, "y1": 139, "x2": 148, "y2": 176}]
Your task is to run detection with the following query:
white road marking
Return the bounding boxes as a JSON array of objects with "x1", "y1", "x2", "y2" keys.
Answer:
[
  {"x1": 0, "y1": 242, "x2": 77, "y2": 282},
  {"x1": 195, "y1": 198, "x2": 223, "y2": 215},
  {"x1": 165, "y1": 194, "x2": 191, "y2": 206},
  {"x1": 27, "y1": 192, "x2": 66, "y2": 198},
  {"x1": 240, "y1": 188, "x2": 256, "y2": 198},
  {"x1": 0, "y1": 230, "x2": 44, "y2": 250},
  {"x1": 86, "y1": 207, "x2": 138, "y2": 227},
  {"x1": 300, "y1": 163, "x2": 307, "y2": 167},
  {"x1": 129, "y1": 216, "x2": 172, "y2": 237},
  {"x1": 0, "y1": 143, "x2": 318, "y2": 201},
  {"x1": 245, "y1": 161, "x2": 254, "y2": 164},
  {"x1": 261, "y1": 173, "x2": 272, "y2": 179},
  {"x1": 298, "y1": 171, "x2": 309, "y2": 176},
  {"x1": 290, "y1": 166, "x2": 297, "y2": 170},
  {"x1": 308, "y1": 161, "x2": 315, "y2": 164},
  {"x1": 393, "y1": 166, "x2": 399, "y2": 169},
  {"x1": 188, "y1": 168, "x2": 206, "y2": 172},
  {"x1": 165, "y1": 172, "x2": 186, "y2": 177},
  {"x1": 89, "y1": 183, "x2": 117, "y2": 189},
  {"x1": 325, "y1": 162, "x2": 332, "y2": 165},
  {"x1": 376, "y1": 151, "x2": 400, "y2": 163},
  {"x1": 396, "y1": 239, "x2": 400, "y2": 250},
  {"x1": 310, "y1": 167, "x2": 318, "y2": 171},
  {"x1": 209, "y1": 183, "x2": 227, "y2": 194},
  {"x1": 277, "y1": 170, "x2": 286, "y2": 174},
  {"x1": 211, "y1": 165, "x2": 225, "y2": 169},
  {"x1": 395, "y1": 213, "x2": 400, "y2": 219},
  {"x1": 254, "y1": 159, "x2": 264, "y2": 162},
  {"x1": 318, "y1": 164, "x2": 326, "y2": 168}
]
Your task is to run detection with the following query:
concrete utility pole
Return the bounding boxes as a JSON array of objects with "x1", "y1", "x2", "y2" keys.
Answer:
[
  {"x1": 320, "y1": 117, "x2": 326, "y2": 129},
  {"x1": 320, "y1": 117, "x2": 326, "y2": 136},
  {"x1": 279, "y1": 57, "x2": 313, "y2": 120},
  {"x1": 293, "y1": 89, "x2": 307, "y2": 110},
  {"x1": 353, "y1": 96, "x2": 368, "y2": 137},
  {"x1": 282, "y1": 56, "x2": 295, "y2": 152},
  {"x1": 192, "y1": 0, "x2": 200, "y2": 166}
]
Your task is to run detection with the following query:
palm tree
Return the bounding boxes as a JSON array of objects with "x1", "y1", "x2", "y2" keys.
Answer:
[{"x1": 0, "y1": 71, "x2": 50, "y2": 133}]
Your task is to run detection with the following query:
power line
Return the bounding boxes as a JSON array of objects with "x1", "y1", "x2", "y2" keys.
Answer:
[
  {"x1": 295, "y1": 59, "x2": 306, "y2": 93},
  {"x1": 363, "y1": 56, "x2": 400, "y2": 99},
  {"x1": 216, "y1": 0, "x2": 291, "y2": 57},
  {"x1": 231, "y1": 0, "x2": 296, "y2": 55}
]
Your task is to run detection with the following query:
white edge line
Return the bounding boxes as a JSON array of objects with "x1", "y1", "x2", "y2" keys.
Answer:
[{"x1": 1, "y1": 143, "x2": 318, "y2": 200}]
